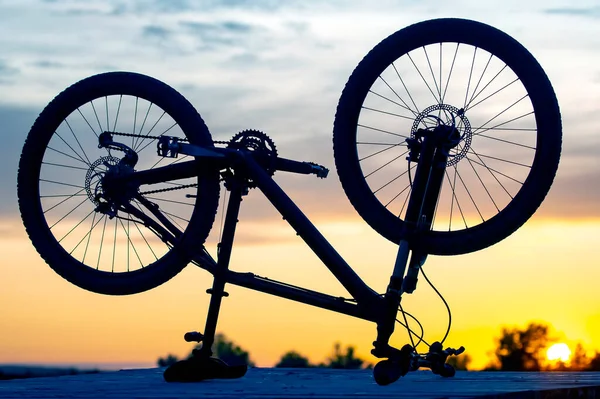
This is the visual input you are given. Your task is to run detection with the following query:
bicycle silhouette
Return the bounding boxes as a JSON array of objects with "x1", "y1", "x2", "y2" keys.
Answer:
[{"x1": 17, "y1": 19, "x2": 561, "y2": 385}]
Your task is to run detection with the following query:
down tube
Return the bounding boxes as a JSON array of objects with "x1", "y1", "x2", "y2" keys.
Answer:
[{"x1": 243, "y1": 155, "x2": 380, "y2": 306}]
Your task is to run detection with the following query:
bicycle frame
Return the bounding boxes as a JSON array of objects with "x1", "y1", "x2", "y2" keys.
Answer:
[{"x1": 106, "y1": 126, "x2": 451, "y2": 359}]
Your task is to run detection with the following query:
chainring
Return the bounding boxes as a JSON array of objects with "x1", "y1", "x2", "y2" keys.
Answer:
[{"x1": 227, "y1": 129, "x2": 278, "y2": 185}]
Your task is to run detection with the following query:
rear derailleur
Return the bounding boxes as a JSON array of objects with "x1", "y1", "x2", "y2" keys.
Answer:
[{"x1": 373, "y1": 342, "x2": 465, "y2": 386}]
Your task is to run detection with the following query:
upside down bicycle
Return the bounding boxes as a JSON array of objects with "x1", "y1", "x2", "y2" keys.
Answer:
[{"x1": 17, "y1": 18, "x2": 561, "y2": 385}]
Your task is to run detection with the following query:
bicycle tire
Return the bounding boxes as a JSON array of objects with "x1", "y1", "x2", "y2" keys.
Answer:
[
  {"x1": 333, "y1": 18, "x2": 561, "y2": 255},
  {"x1": 17, "y1": 72, "x2": 220, "y2": 294}
]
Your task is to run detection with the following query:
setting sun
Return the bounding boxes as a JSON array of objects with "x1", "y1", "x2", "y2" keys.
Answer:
[{"x1": 547, "y1": 343, "x2": 572, "y2": 362}]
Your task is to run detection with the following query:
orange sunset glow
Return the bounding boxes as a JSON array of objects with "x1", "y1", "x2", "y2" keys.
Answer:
[{"x1": 1, "y1": 0, "x2": 600, "y2": 374}]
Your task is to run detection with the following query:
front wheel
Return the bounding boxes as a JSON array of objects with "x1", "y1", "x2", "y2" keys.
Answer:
[
  {"x1": 333, "y1": 18, "x2": 562, "y2": 255},
  {"x1": 17, "y1": 72, "x2": 220, "y2": 295}
]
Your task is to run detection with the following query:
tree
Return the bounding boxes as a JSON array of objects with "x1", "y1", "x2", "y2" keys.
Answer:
[
  {"x1": 446, "y1": 354, "x2": 471, "y2": 371},
  {"x1": 157, "y1": 354, "x2": 179, "y2": 367},
  {"x1": 588, "y1": 352, "x2": 600, "y2": 371},
  {"x1": 491, "y1": 322, "x2": 553, "y2": 371},
  {"x1": 191, "y1": 333, "x2": 255, "y2": 367},
  {"x1": 324, "y1": 342, "x2": 370, "y2": 369},
  {"x1": 568, "y1": 343, "x2": 589, "y2": 371},
  {"x1": 275, "y1": 351, "x2": 312, "y2": 368},
  {"x1": 157, "y1": 333, "x2": 254, "y2": 367}
]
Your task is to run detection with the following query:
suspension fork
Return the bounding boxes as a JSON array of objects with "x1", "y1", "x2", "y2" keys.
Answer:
[{"x1": 373, "y1": 130, "x2": 450, "y2": 358}]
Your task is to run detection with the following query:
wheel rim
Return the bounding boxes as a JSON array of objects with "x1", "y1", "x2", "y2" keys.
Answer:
[
  {"x1": 37, "y1": 94, "x2": 201, "y2": 274},
  {"x1": 356, "y1": 41, "x2": 540, "y2": 235}
]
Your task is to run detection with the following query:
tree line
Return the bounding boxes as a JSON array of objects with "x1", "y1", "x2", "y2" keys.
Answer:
[
  {"x1": 158, "y1": 333, "x2": 372, "y2": 369},
  {"x1": 158, "y1": 322, "x2": 600, "y2": 371}
]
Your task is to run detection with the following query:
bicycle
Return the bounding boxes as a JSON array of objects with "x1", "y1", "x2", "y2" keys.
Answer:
[{"x1": 17, "y1": 18, "x2": 561, "y2": 385}]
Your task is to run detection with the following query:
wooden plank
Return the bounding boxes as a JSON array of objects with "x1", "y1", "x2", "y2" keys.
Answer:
[{"x1": 1, "y1": 368, "x2": 599, "y2": 398}]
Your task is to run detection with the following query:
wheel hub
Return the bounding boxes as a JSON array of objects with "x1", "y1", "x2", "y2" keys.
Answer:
[
  {"x1": 411, "y1": 104, "x2": 472, "y2": 166},
  {"x1": 85, "y1": 156, "x2": 138, "y2": 217}
]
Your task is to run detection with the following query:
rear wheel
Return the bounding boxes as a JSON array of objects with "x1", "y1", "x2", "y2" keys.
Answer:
[
  {"x1": 333, "y1": 18, "x2": 562, "y2": 255},
  {"x1": 17, "y1": 72, "x2": 220, "y2": 295}
]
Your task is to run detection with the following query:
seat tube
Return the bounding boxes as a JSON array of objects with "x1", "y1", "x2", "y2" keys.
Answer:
[{"x1": 195, "y1": 181, "x2": 244, "y2": 359}]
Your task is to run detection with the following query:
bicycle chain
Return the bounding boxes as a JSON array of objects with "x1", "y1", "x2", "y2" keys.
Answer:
[
  {"x1": 108, "y1": 132, "x2": 230, "y2": 196},
  {"x1": 110, "y1": 131, "x2": 231, "y2": 146},
  {"x1": 140, "y1": 183, "x2": 200, "y2": 196}
]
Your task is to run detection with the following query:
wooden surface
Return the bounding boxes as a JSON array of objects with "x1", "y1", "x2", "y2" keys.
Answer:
[{"x1": 1, "y1": 368, "x2": 600, "y2": 398}]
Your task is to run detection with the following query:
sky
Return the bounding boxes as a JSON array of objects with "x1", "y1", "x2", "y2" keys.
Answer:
[{"x1": 0, "y1": 0, "x2": 599, "y2": 371}]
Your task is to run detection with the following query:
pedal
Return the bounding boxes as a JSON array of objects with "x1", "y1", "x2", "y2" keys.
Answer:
[
  {"x1": 157, "y1": 136, "x2": 180, "y2": 158},
  {"x1": 184, "y1": 331, "x2": 204, "y2": 343}
]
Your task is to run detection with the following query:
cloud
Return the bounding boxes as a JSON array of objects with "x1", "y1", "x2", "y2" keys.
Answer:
[
  {"x1": 0, "y1": 60, "x2": 20, "y2": 84},
  {"x1": 0, "y1": 0, "x2": 598, "y2": 226},
  {"x1": 544, "y1": 7, "x2": 600, "y2": 18},
  {"x1": 142, "y1": 25, "x2": 171, "y2": 40},
  {"x1": 30, "y1": 60, "x2": 65, "y2": 69}
]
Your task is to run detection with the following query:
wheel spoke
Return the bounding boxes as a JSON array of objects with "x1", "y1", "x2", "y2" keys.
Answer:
[
  {"x1": 112, "y1": 95, "x2": 123, "y2": 132},
  {"x1": 58, "y1": 208, "x2": 95, "y2": 244},
  {"x1": 361, "y1": 106, "x2": 416, "y2": 121},
  {"x1": 52, "y1": 130, "x2": 90, "y2": 166},
  {"x1": 441, "y1": 43, "x2": 459, "y2": 103},
  {"x1": 463, "y1": 152, "x2": 500, "y2": 212},
  {"x1": 118, "y1": 217, "x2": 143, "y2": 269},
  {"x1": 373, "y1": 162, "x2": 415, "y2": 194},
  {"x1": 445, "y1": 166, "x2": 468, "y2": 229},
  {"x1": 76, "y1": 107, "x2": 99, "y2": 139},
  {"x1": 474, "y1": 94, "x2": 529, "y2": 133},
  {"x1": 463, "y1": 47, "x2": 478, "y2": 109},
  {"x1": 133, "y1": 102, "x2": 153, "y2": 151},
  {"x1": 90, "y1": 100, "x2": 103, "y2": 132},
  {"x1": 368, "y1": 89, "x2": 416, "y2": 116},
  {"x1": 470, "y1": 149, "x2": 531, "y2": 169},
  {"x1": 366, "y1": 152, "x2": 409, "y2": 179},
  {"x1": 465, "y1": 53, "x2": 494, "y2": 109},
  {"x1": 134, "y1": 111, "x2": 167, "y2": 154},
  {"x1": 384, "y1": 182, "x2": 412, "y2": 208},
  {"x1": 391, "y1": 63, "x2": 420, "y2": 114},
  {"x1": 41, "y1": 161, "x2": 89, "y2": 171},
  {"x1": 475, "y1": 133, "x2": 536, "y2": 150},
  {"x1": 358, "y1": 123, "x2": 408, "y2": 139},
  {"x1": 359, "y1": 144, "x2": 406, "y2": 162},
  {"x1": 407, "y1": 52, "x2": 438, "y2": 104},
  {"x1": 96, "y1": 215, "x2": 109, "y2": 270},
  {"x1": 472, "y1": 111, "x2": 535, "y2": 135},
  {"x1": 423, "y1": 46, "x2": 441, "y2": 103},
  {"x1": 81, "y1": 212, "x2": 100, "y2": 263},
  {"x1": 466, "y1": 76, "x2": 518, "y2": 112},
  {"x1": 377, "y1": 75, "x2": 419, "y2": 116},
  {"x1": 43, "y1": 187, "x2": 87, "y2": 214}
]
